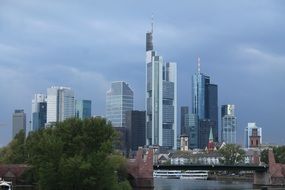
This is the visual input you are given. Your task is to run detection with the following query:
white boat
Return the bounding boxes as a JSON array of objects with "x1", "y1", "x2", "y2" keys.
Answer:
[
  {"x1": 153, "y1": 170, "x2": 181, "y2": 179},
  {"x1": 180, "y1": 170, "x2": 208, "y2": 180},
  {"x1": 154, "y1": 170, "x2": 208, "y2": 180},
  {"x1": 0, "y1": 179, "x2": 13, "y2": 190}
]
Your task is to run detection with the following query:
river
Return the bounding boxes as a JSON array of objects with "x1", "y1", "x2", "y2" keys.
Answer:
[{"x1": 153, "y1": 178, "x2": 269, "y2": 190}]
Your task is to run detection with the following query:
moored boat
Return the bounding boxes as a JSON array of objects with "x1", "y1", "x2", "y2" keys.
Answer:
[
  {"x1": 154, "y1": 170, "x2": 208, "y2": 180},
  {"x1": 0, "y1": 179, "x2": 13, "y2": 190}
]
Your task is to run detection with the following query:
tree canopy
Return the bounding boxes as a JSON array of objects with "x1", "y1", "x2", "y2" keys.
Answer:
[
  {"x1": 218, "y1": 144, "x2": 245, "y2": 165},
  {"x1": 260, "y1": 146, "x2": 285, "y2": 164},
  {"x1": 0, "y1": 118, "x2": 131, "y2": 190}
]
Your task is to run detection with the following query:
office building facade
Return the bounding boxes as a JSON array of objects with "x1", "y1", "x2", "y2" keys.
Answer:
[
  {"x1": 145, "y1": 25, "x2": 177, "y2": 149},
  {"x1": 12, "y1": 109, "x2": 26, "y2": 138},
  {"x1": 185, "y1": 113, "x2": 198, "y2": 149},
  {"x1": 106, "y1": 81, "x2": 133, "y2": 127},
  {"x1": 47, "y1": 86, "x2": 75, "y2": 123},
  {"x1": 221, "y1": 104, "x2": 237, "y2": 144},
  {"x1": 31, "y1": 94, "x2": 47, "y2": 131},
  {"x1": 126, "y1": 110, "x2": 146, "y2": 151},
  {"x1": 76, "y1": 100, "x2": 92, "y2": 119},
  {"x1": 180, "y1": 106, "x2": 189, "y2": 135},
  {"x1": 191, "y1": 58, "x2": 218, "y2": 146}
]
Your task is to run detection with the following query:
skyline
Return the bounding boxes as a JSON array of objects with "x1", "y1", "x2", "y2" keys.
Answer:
[{"x1": 1, "y1": 1, "x2": 285, "y2": 146}]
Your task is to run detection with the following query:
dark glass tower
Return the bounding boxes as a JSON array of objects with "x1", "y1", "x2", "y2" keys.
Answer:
[
  {"x1": 180, "y1": 106, "x2": 189, "y2": 135},
  {"x1": 191, "y1": 58, "x2": 218, "y2": 148},
  {"x1": 126, "y1": 110, "x2": 146, "y2": 152}
]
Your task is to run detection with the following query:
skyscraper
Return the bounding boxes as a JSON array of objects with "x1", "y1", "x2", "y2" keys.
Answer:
[
  {"x1": 185, "y1": 113, "x2": 198, "y2": 149},
  {"x1": 244, "y1": 122, "x2": 262, "y2": 148},
  {"x1": 46, "y1": 86, "x2": 75, "y2": 123},
  {"x1": 106, "y1": 81, "x2": 133, "y2": 127},
  {"x1": 31, "y1": 94, "x2": 47, "y2": 131},
  {"x1": 180, "y1": 106, "x2": 189, "y2": 135},
  {"x1": 191, "y1": 58, "x2": 218, "y2": 147},
  {"x1": 12, "y1": 109, "x2": 26, "y2": 138},
  {"x1": 145, "y1": 23, "x2": 177, "y2": 149},
  {"x1": 76, "y1": 100, "x2": 92, "y2": 119},
  {"x1": 221, "y1": 104, "x2": 237, "y2": 144},
  {"x1": 126, "y1": 110, "x2": 146, "y2": 151}
]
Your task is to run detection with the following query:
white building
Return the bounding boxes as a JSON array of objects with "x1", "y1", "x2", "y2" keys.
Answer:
[
  {"x1": 47, "y1": 86, "x2": 75, "y2": 123},
  {"x1": 145, "y1": 23, "x2": 177, "y2": 150},
  {"x1": 244, "y1": 122, "x2": 262, "y2": 148},
  {"x1": 221, "y1": 104, "x2": 237, "y2": 144},
  {"x1": 106, "y1": 81, "x2": 133, "y2": 127}
]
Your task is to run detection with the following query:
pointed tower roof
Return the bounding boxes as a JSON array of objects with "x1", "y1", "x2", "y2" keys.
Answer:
[{"x1": 209, "y1": 127, "x2": 213, "y2": 142}]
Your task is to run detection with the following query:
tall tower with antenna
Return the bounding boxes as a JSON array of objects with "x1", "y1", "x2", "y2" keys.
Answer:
[{"x1": 145, "y1": 19, "x2": 177, "y2": 150}]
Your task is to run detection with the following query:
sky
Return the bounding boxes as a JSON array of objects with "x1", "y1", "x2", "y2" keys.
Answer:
[{"x1": 1, "y1": 0, "x2": 285, "y2": 147}]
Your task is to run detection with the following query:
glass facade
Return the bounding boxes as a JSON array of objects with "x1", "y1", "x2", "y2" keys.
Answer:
[
  {"x1": 191, "y1": 63, "x2": 218, "y2": 144},
  {"x1": 31, "y1": 94, "x2": 47, "y2": 131},
  {"x1": 145, "y1": 29, "x2": 177, "y2": 149},
  {"x1": 47, "y1": 86, "x2": 75, "y2": 123},
  {"x1": 221, "y1": 105, "x2": 237, "y2": 144},
  {"x1": 106, "y1": 81, "x2": 133, "y2": 127},
  {"x1": 76, "y1": 100, "x2": 91, "y2": 119}
]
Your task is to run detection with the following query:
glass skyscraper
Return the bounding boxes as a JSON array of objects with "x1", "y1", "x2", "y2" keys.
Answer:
[
  {"x1": 76, "y1": 100, "x2": 92, "y2": 119},
  {"x1": 31, "y1": 94, "x2": 47, "y2": 131},
  {"x1": 191, "y1": 59, "x2": 218, "y2": 147},
  {"x1": 46, "y1": 86, "x2": 75, "y2": 123},
  {"x1": 106, "y1": 81, "x2": 133, "y2": 127},
  {"x1": 221, "y1": 104, "x2": 237, "y2": 144},
  {"x1": 145, "y1": 25, "x2": 177, "y2": 150}
]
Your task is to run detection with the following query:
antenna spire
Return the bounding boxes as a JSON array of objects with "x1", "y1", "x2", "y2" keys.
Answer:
[
  {"x1": 197, "y1": 56, "x2": 201, "y2": 74},
  {"x1": 151, "y1": 15, "x2": 154, "y2": 33}
]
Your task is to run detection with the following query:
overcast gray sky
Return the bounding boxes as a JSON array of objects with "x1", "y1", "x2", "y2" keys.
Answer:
[{"x1": 1, "y1": 0, "x2": 285, "y2": 146}]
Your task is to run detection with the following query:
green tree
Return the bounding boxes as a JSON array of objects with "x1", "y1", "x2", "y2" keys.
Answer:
[
  {"x1": 218, "y1": 144, "x2": 245, "y2": 165},
  {"x1": 260, "y1": 146, "x2": 285, "y2": 164},
  {"x1": 0, "y1": 129, "x2": 27, "y2": 164},
  {"x1": 24, "y1": 117, "x2": 131, "y2": 190}
]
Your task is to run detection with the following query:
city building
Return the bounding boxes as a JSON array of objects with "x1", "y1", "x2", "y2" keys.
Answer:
[
  {"x1": 145, "y1": 23, "x2": 177, "y2": 150},
  {"x1": 125, "y1": 110, "x2": 146, "y2": 152},
  {"x1": 198, "y1": 119, "x2": 215, "y2": 149},
  {"x1": 180, "y1": 106, "x2": 189, "y2": 135},
  {"x1": 12, "y1": 110, "x2": 26, "y2": 138},
  {"x1": 106, "y1": 81, "x2": 133, "y2": 127},
  {"x1": 185, "y1": 113, "x2": 198, "y2": 149},
  {"x1": 31, "y1": 94, "x2": 47, "y2": 131},
  {"x1": 75, "y1": 100, "x2": 92, "y2": 119},
  {"x1": 46, "y1": 86, "x2": 75, "y2": 123},
  {"x1": 180, "y1": 134, "x2": 189, "y2": 151},
  {"x1": 221, "y1": 104, "x2": 237, "y2": 144},
  {"x1": 244, "y1": 122, "x2": 262, "y2": 148},
  {"x1": 191, "y1": 58, "x2": 218, "y2": 145}
]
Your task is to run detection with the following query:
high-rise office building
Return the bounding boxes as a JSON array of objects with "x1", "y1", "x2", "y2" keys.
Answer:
[
  {"x1": 198, "y1": 119, "x2": 215, "y2": 149},
  {"x1": 76, "y1": 100, "x2": 92, "y2": 119},
  {"x1": 186, "y1": 113, "x2": 199, "y2": 149},
  {"x1": 31, "y1": 94, "x2": 47, "y2": 131},
  {"x1": 145, "y1": 23, "x2": 177, "y2": 150},
  {"x1": 12, "y1": 109, "x2": 26, "y2": 138},
  {"x1": 180, "y1": 106, "x2": 189, "y2": 135},
  {"x1": 192, "y1": 58, "x2": 218, "y2": 146},
  {"x1": 46, "y1": 86, "x2": 75, "y2": 123},
  {"x1": 221, "y1": 104, "x2": 237, "y2": 144},
  {"x1": 126, "y1": 110, "x2": 146, "y2": 151},
  {"x1": 106, "y1": 81, "x2": 133, "y2": 127},
  {"x1": 244, "y1": 122, "x2": 262, "y2": 148}
]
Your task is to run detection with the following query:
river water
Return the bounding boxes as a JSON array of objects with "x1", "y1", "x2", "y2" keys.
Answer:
[{"x1": 154, "y1": 178, "x2": 255, "y2": 190}]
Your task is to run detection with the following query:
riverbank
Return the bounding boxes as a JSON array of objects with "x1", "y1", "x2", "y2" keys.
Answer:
[{"x1": 208, "y1": 173, "x2": 253, "y2": 181}]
